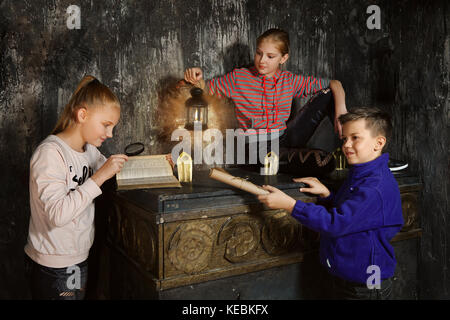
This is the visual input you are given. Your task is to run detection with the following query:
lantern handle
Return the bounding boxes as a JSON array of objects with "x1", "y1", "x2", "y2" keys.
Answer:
[{"x1": 190, "y1": 87, "x2": 203, "y2": 97}]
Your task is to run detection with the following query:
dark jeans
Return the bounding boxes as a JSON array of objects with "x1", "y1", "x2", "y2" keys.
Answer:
[
  {"x1": 24, "y1": 254, "x2": 88, "y2": 300},
  {"x1": 244, "y1": 88, "x2": 335, "y2": 164},
  {"x1": 331, "y1": 274, "x2": 393, "y2": 300},
  {"x1": 281, "y1": 87, "x2": 335, "y2": 148}
]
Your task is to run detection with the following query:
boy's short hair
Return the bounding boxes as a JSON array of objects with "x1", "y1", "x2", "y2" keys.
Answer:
[{"x1": 338, "y1": 107, "x2": 393, "y2": 147}]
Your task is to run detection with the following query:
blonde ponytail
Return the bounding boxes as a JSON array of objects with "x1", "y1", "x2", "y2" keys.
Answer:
[{"x1": 51, "y1": 75, "x2": 120, "y2": 135}]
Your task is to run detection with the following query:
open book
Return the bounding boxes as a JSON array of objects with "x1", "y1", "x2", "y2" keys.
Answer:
[{"x1": 116, "y1": 155, "x2": 181, "y2": 190}]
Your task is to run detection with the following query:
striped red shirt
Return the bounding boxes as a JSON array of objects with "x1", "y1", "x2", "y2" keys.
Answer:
[{"x1": 206, "y1": 66, "x2": 329, "y2": 133}]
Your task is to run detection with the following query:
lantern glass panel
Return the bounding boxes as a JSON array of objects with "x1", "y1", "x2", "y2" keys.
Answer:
[{"x1": 185, "y1": 88, "x2": 208, "y2": 130}]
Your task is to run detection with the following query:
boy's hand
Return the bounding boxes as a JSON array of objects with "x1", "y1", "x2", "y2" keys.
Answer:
[
  {"x1": 293, "y1": 177, "x2": 330, "y2": 198},
  {"x1": 91, "y1": 154, "x2": 128, "y2": 187},
  {"x1": 257, "y1": 185, "x2": 297, "y2": 213}
]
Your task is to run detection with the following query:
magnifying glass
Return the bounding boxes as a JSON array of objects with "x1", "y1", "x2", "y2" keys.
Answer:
[{"x1": 124, "y1": 142, "x2": 144, "y2": 156}]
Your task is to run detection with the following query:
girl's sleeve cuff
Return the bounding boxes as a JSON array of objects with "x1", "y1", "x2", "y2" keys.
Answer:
[{"x1": 82, "y1": 178, "x2": 103, "y2": 199}]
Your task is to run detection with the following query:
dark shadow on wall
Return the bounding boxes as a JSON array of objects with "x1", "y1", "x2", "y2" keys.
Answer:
[
  {"x1": 0, "y1": 120, "x2": 33, "y2": 299},
  {"x1": 223, "y1": 42, "x2": 252, "y2": 73}
]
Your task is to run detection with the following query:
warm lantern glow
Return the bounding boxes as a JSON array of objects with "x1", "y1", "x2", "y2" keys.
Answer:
[{"x1": 185, "y1": 87, "x2": 208, "y2": 130}]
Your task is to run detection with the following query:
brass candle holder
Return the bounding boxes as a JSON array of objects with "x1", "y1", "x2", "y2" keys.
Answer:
[
  {"x1": 262, "y1": 151, "x2": 279, "y2": 175},
  {"x1": 333, "y1": 147, "x2": 347, "y2": 170},
  {"x1": 177, "y1": 152, "x2": 193, "y2": 182}
]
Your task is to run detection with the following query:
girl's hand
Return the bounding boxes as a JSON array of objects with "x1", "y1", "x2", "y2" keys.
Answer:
[
  {"x1": 334, "y1": 103, "x2": 347, "y2": 138},
  {"x1": 329, "y1": 80, "x2": 347, "y2": 138},
  {"x1": 293, "y1": 177, "x2": 330, "y2": 198},
  {"x1": 165, "y1": 154, "x2": 175, "y2": 169},
  {"x1": 257, "y1": 185, "x2": 297, "y2": 213},
  {"x1": 184, "y1": 68, "x2": 203, "y2": 86},
  {"x1": 91, "y1": 154, "x2": 128, "y2": 187}
]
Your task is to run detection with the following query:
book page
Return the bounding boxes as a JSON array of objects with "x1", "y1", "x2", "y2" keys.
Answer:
[
  {"x1": 117, "y1": 155, "x2": 172, "y2": 181},
  {"x1": 118, "y1": 175, "x2": 179, "y2": 186},
  {"x1": 116, "y1": 175, "x2": 181, "y2": 190}
]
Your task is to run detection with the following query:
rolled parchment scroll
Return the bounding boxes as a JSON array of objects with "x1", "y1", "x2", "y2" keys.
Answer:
[{"x1": 209, "y1": 168, "x2": 269, "y2": 195}]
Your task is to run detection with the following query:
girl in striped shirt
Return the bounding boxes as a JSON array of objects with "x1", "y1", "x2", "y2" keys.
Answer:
[{"x1": 184, "y1": 28, "x2": 347, "y2": 148}]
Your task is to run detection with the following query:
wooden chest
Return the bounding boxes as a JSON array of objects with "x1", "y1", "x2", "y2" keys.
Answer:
[{"x1": 97, "y1": 168, "x2": 422, "y2": 299}]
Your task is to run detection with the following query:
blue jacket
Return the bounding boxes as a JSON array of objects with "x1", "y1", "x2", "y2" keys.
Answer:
[{"x1": 292, "y1": 153, "x2": 404, "y2": 283}]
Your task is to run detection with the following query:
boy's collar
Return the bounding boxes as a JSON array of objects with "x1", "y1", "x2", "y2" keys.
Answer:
[{"x1": 348, "y1": 153, "x2": 390, "y2": 179}]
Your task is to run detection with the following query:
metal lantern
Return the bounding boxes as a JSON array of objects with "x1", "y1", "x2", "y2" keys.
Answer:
[{"x1": 185, "y1": 87, "x2": 208, "y2": 130}]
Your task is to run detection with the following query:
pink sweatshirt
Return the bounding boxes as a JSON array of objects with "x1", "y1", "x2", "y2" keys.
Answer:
[{"x1": 25, "y1": 135, "x2": 106, "y2": 268}]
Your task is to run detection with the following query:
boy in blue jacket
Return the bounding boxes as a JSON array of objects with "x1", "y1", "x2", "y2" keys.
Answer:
[{"x1": 258, "y1": 107, "x2": 404, "y2": 299}]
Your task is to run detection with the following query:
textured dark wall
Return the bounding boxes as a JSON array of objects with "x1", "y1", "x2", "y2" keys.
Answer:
[{"x1": 0, "y1": 0, "x2": 448, "y2": 299}]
